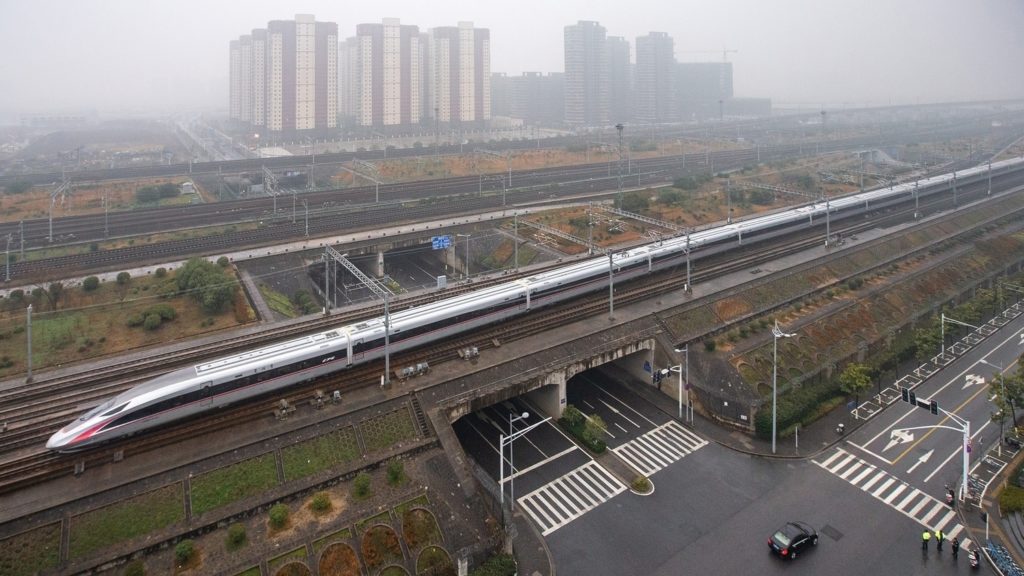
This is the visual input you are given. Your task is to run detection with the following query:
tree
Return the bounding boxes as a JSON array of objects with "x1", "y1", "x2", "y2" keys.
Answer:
[
  {"x1": 174, "y1": 539, "x2": 195, "y2": 566},
  {"x1": 82, "y1": 276, "x2": 100, "y2": 292},
  {"x1": 913, "y1": 324, "x2": 941, "y2": 362},
  {"x1": 176, "y1": 257, "x2": 238, "y2": 313},
  {"x1": 115, "y1": 271, "x2": 132, "y2": 303},
  {"x1": 45, "y1": 282, "x2": 64, "y2": 310},
  {"x1": 839, "y1": 362, "x2": 872, "y2": 405}
]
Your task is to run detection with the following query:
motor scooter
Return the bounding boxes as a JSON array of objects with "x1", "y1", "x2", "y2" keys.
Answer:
[{"x1": 968, "y1": 547, "x2": 980, "y2": 569}]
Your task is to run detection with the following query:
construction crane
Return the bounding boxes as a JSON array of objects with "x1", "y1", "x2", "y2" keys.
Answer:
[{"x1": 679, "y1": 48, "x2": 738, "y2": 63}]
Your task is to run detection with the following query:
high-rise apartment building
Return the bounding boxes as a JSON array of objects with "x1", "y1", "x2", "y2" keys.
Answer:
[
  {"x1": 607, "y1": 36, "x2": 631, "y2": 124},
  {"x1": 229, "y1": 14, "x2": 337, "y2": 139},
  {"x1": 564, "y1": 21, "x2": 609, "y2": 126},
  {"x1": 635, "y1": 32, "x2": 676, "y2": 123},
  {"x1": 341, "y1": 19, "x2": 423, "y2": 129},
  {"x1": 428, "y1": 22, "x2": 491, "y2": 125}
]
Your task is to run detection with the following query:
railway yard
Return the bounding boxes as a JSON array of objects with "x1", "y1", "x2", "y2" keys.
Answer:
[{"x1": 2, "y1": 105, "x2": 1024, "y2": 575}]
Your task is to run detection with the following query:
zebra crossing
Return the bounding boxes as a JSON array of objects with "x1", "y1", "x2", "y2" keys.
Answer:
[
  {"x1": 517, "y1": 460, "x2": 627, "y2": 536},
  {"x1": 814, "y1": 447, "x2": 974, "y2": 549},
  {"x1": 612, "y1": 421, "x2": 709, "y2": 476}
]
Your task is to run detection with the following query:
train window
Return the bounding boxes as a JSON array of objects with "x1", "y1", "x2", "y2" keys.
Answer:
[
  {"x1": 325, "y1": 331, "x2": 339, "y2": 338},
  {"x1": 101, "y1": 402, "x2": 130, "y2": 417},
  {"x1": 80, "y1": 399, "x2": 115, "y2": 421}
]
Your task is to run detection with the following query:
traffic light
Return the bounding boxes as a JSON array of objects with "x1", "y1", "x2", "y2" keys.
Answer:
[
  {"x1": 930, "y1": 400, "x2": 939, "y2": 415},
  {"x1": 901, "y1": 387, "x2": 909, "y2": 403}
]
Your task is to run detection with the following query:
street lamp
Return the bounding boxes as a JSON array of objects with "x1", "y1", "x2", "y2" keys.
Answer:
[
  {"x1": 980, "y1": 358, "x2": 1012, "y2": 430},
  {"x1": 671, "y1": 346, "x2": 691, "y2": 422},
  {"x1": 507, "y1": 412, "x2": 529, "y2": 511},
  {"x1": 498, "y1": 412, "x2": 550, "y2": 527},
  {"x1": 772, "y1": 320, "x2": 795, "y2": 454}
]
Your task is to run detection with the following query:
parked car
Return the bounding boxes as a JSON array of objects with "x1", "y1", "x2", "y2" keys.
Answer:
[{"x1": 768, "y1": 521, "x2": 818, "y2": 559}]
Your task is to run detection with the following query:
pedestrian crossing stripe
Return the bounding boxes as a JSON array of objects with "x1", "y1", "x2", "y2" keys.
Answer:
[
  {"x1": 611, "y1": 421, "x2": 709, "y2": 477},
  {"x1": 517, "y1": 460, "x2": 627, "y2": 536},
  {"x1": 814, "y1": 447, "x2": 974, "y2": 550}
]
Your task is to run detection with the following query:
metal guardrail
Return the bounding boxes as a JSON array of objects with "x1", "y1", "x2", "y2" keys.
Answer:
[{"x1": 850, "y1": 302, "x2": 1024, "y2": 420}]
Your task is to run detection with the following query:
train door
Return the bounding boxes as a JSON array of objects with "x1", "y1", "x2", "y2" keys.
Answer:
[{"x1": 200, "y1": 381, "x2": 213, "y2": 407}]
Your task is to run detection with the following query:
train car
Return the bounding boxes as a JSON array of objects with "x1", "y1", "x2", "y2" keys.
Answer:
[{"x1": 47, "y1": 156, "x2": 1024, "y2": 450}]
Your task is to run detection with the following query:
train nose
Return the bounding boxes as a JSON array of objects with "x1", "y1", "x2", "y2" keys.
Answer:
[{"x1": 46, "y1": 427, "x2": 72, "y2": 450}]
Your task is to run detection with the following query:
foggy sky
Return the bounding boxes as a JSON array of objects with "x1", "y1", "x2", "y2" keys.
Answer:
[{"x1": 1, "y1": 0, "x2": 1023, "y2": 120}]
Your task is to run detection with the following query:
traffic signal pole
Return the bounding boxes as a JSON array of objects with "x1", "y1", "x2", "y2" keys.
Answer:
[{"x1": 894, "y1": 389, "x2": 971, "y2": 500}]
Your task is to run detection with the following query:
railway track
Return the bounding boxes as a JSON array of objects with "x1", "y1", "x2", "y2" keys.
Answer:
[{"x1": 0, "y1": 180, "x2": 1015, "y2": 495}]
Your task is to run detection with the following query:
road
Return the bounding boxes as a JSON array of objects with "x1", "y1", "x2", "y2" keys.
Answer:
[{"x1": 451, "y1": 301, "x2": 1024, "y2": 574}]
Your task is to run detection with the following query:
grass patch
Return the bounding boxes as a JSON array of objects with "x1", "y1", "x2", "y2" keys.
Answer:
[
  {"x1": 416, "y1": 546, "x2": 454, "y2": 576},
  {"x1": 268, "y1": 546, "x2": 308, "y2": 574},
  {"x1": 395, "y1": 494, "x2": 430, "y2": 516},
  {"x1": 381, "y1": 566, "x2": 409, "y2": 576},
  {"x1": 0, "y1": 522, "x2": 61, "y2": 576},
  {"x1": 360, "y1": 524, "x2": 403, "y2": 572},
  {"x1": 69, "y1": 483, "x2": 184, "y2": 560},
  {"x1": 259, "y1": 283, "x2": 298, "y2": 318},
  {"x1": 360, "y1": 408, "x2": 418, "y2": 452},
  {"x1": 281, "y1": 427, "x2": 360, "y2": 482},
  {"x1": 190, "y1": 452, "x2": 278, "y2": 516},
  {"x1": 356, "y1": 511, "x2": 392, "y2": 534},
  {"x1": 401, "y1": 508, "x2": 443, "y2": 551},
  {"x1": 235, "y1": 567, "x2": 261, "y2": 576},
  {"x1": 313, "y1": 527, "x2": 353, "y2": 556}
]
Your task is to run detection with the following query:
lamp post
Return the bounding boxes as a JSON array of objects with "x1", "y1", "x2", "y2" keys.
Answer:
[
  {"x1": 772, "y1": 320, "x2": 795, "y2": 454},
  {"x1": 980, "y1": 358, "x2": 1011, "y2": 428},
  {"x1": 671, "y1": 346, "x2": 690, "y2": 422},
  {"x1": 498, "y1": 413, "x2": 550, "y2": 527}
]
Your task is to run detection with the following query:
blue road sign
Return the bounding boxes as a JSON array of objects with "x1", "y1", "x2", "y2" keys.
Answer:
[{"x1": 431, "y1": 235, "x2": 452, "y2": 250}]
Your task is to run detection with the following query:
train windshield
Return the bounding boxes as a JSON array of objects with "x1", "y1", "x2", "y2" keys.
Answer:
[{"x1": 78, "y1": 399, "x2": 115, "y2": 421}]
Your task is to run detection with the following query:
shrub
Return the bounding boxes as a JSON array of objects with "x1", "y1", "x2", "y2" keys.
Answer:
[
  {"x1": 126, "y1": 314, "x2": 145, "y2": 327},
  {"x1": 82, "y1": 276, "x2": 100, "y2": 291},
  {"x1": 9, "y1": 289, "x2": 23, "y2": 301},
  {"x1": 148, "y1": 303, "x2": 176, "y2": 320},
  {"x1": 310, "y1": 491, "x2": 332, "y2": 513},
  {"x1": 468, "y1": 553, "x2": 517, "y2": 576},
  {"x1": 174, "y1": 539, "x2": 195, "y2": 565},
  {"x1": 217, "y1": 256, "x2": 230, "y2": 267},
  {"x1": 1000, "y1": 485, "x2": 1024, "y2": 514},
  {"x1": 269, "y1": 503, "x2": 289, "y2": 529},
  {"x1": 704, "y1": 339, "x2": 717, "y2": 352},
  {"x1": 143, "y1": 313, "x2": 162, "y2": 331},
  {"x1": 631, "y1": 476, "x2": 652, "y2": 492},
  {"x1": 561, "y1": 405, "x2": 585, "y2": 428},
  {"x1": 88, "y1": 242, "x2": 99, "y2": 252},
  {"x1": 155, "y1": 267, "x2": 167, "y2": 278},
  {"x1": 226, "y1": 522, "x2": 247, "y2": 549},
  {"x1": 353, "y1": 472, "x2": 372, "y2": 498},
  {"x1": 5, "y1": 181, "x2": 31, "y2": 194},
  {"x1": 386, "y1": 459, "x2": 405, "y2": 485},
  {"x1": 116, "y1": 271, "x2": 131, "y2": 285}
]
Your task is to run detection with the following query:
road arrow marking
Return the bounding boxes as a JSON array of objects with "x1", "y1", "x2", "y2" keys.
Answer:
[
  {"x1": 885, "y1": 430, "x2": 915, "y2": 452},
  {"x1": 964, "y1": 374, "x2": 986, "y2": 390},
  {"x1": 906, "y1": 449, "x2": 934, "y2": 474}
]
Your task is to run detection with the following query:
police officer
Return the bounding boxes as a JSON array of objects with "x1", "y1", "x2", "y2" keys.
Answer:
[
  {"x1": 952, "y1": 536, "x2": 960, "y2": 559},
  {"x1": 935, "y1": 529, "x2": 945, "y2": 551},
  {"x1": 922, "y1": 529, "x2": 931, "y2": 550}
]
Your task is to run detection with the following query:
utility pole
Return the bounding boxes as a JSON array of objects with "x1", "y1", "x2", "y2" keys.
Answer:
[{"x1": 26, "y1": 304, "x2": 33, "y2": 383}]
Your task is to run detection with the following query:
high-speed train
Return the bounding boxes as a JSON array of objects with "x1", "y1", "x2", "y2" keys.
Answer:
[{"x1": 46, "y1": 156, "x2": 1024, "y2": 450}]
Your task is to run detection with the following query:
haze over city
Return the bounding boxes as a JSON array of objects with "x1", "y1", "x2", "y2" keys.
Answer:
[{"x1": 2, "y1": 0, "x2": 1023, "y2": 121}]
